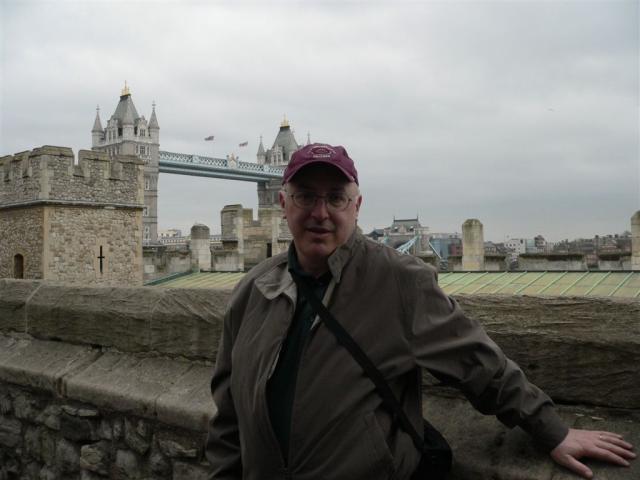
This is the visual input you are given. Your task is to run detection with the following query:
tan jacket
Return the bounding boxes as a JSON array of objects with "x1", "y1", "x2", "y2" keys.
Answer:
[{"x1": 206, "y1": 232, "x2": 568, "y2": 480}]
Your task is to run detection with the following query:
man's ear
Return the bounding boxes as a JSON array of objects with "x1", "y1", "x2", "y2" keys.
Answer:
[
  {"x1": 355, "y1": 194, "x2": 363, "y2": 215},
  {"x1": 278, "y1": 190, "x2": 287, "y2": 216}
]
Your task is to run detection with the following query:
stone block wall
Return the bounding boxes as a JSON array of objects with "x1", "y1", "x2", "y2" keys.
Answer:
[
  {"x1": 0, "y1": 280, "x2": 638, "y2": 479},
  {"x1": 45, "y1": 206, "x2": 142, "y2": 286},
  {"x1": 0, "y1": 207, "x2": 44, "y2": 279},
  {"x1": 143, "y1": 246, "x2": 191, "y2": 282},
  {"x1": 0, "y1": 146, "x2": 144, "y2": 207},
  {"x1": 0, "y1": 383, "x2": 211, "y2": 480},
  {"x1": 518, "y1": 253, "x2": 586, "y2": 271}
]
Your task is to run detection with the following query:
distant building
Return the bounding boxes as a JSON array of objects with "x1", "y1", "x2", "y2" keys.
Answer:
[{"x1": 159, "y1": 228, "x2": 182, "y2": 239}]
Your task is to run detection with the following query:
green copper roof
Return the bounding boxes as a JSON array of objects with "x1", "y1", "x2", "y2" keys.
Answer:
[{"x1": 150, "y1": 271, "x2": 640, "y2": 298}]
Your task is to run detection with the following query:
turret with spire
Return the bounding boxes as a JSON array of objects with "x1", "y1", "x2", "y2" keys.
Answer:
[
  {"x1": 91, "y1": 106, "x2": 104, "y2": 147},
  {"x1": 256, "y1": 135, "x2": 266, "y2": 164},
  {"x1": 91, "y1": 83, "x2": 160, "y2": 244}
]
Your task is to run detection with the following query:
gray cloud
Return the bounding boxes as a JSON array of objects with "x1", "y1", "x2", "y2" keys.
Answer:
[{"x1": 1, "y1": 0, "x2": 638, "y2": 242}]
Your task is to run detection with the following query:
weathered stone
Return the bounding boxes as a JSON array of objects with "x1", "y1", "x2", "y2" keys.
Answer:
[
  {"x1": 0, "y1": 335, "x2": 100, "y2": 396},
  {"x1": 150, "y1": 288, "x2": 227, "y2": 360},
  {"x1": 0, "y1": 389, "x2": 12, "y2": 415},
  {"x1": 80, "y1": 441, "x2": 110, "y2": 475},
  {"x1": 14, "y1": 394, "x2": 43, "y2": 421},
  {"x1": 156, "y1": 364, "x2": 214, "y2": 433},
  {"x1": 124, "y1": 418, "x2": 150, "y2": 455},
  {"x1": 24, "y1": 425, "x2": 41, "y2": 460},
  {"x1": 65, "y1": 354, "x2": 191, "y2": 420},
  {"x1": 55, "y1": 438, "x2": 79, "y2": 473},
  {"x1": 38, "y1": 465, "x2": 56, "y2": 480},
  {"x1": 28, "y1": 285, "x2": 163, "y2": 352},
  {"x1": 23, "y1": 461, "x2": 41, "y2": 480},
  {"x1": 60, "y1": 410, "x2": 95, "y2": 442},
  {"x1": 96, "y1": 419, "x2": 112, "y2": 440},
  {"x1": 113, "y1": 449, "x2": 140, "y2": 479},
  {"x1": 80, "y1": 470, "x2": 105, "y2": 480},
  {"x1": 61, "y1": 405, "x2": 100, "y2": 418},
  {"x1": 112, "y1": 417, "x2": 123, "y2": 440},
  {"x1": 172, "y1": 461, "x2": 210, "y2": 480},
  {"x1": 454, "y1": 295, "x2": 640, "y2": 409},
  {"x1": 156, "y1": 430, "x2": 199, "y2": 459},
  {"x1": 36, "y1": 405, "x2": 61, "y2": 430},
  {"x1": 40, "y1": 428, "x2": 56, "y2": 466},
  {"x1": 0, "y1": 279, "x2": 42, "y2": 333},
  {"x1": 149, "y1": 447, "x2": 170, "y2": 476},
  {"x1": 0, "y1": 415, "x2": 22, "y2": 447}
]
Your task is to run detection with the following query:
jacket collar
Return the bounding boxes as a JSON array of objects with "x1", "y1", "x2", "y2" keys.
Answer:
[{"x1": 254, "y1": 230, "x2": 361, "y2": 300}]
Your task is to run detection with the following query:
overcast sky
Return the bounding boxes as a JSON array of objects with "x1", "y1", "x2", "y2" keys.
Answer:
[{"x1": 1, "y1": 0, "x2": 638, "y2": 242}]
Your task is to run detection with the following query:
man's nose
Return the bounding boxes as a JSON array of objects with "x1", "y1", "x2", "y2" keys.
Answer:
[{"x1": 309, "y1": 196, "x2": 330, "y2": 218}]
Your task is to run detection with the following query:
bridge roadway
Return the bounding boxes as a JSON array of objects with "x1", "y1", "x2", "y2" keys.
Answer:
[{"x1": 159, "y1": 150, "x2": 285, "y2": 182}]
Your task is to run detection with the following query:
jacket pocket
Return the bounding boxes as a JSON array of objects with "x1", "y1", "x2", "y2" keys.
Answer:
[{"x1": 363, "y1": 411, "x2": 397, "y2": 477}]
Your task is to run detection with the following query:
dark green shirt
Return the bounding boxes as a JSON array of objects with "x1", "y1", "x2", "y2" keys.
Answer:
[{"x1": 266, "y1": 246, "x2": 331, "y2": 463}]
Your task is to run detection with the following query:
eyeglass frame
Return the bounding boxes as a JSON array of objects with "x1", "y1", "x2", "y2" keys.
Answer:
[{"x1": 284, "y1": 188, "x2": 357, "y2": 212}]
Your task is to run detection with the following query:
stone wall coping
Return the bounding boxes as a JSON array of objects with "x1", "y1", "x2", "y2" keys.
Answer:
[
  {"x1": 0, "y1": 333, "x2": 215, "y2": 433},
  {"x1": 1, "y1": 280, "x2": 639, "y2": 409}
]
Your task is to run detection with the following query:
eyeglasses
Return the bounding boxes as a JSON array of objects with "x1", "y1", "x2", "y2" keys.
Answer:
[{"x1": 287, "y1": 190, "x2": 354, "y2": 212}]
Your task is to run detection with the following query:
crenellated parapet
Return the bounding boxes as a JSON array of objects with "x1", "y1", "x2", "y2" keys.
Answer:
[{"x1": 0, "y1": 145, "x2": 144, "y2": 208}]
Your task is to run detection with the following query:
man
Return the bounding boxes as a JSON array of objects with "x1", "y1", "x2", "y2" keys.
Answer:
[{"x1": 206, "y1": 143, "x2": 635, "y2": 479}]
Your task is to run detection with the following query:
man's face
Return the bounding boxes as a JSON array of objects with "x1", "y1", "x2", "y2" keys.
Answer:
[{"x1": 279, "y1": 164, "x2": 362, "y2": 271}]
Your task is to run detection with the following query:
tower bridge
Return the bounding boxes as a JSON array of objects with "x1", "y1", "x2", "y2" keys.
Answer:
[
  {"x1": 158, "y1": 150, "x2": 285, "y2": 182},
  {"x1": 91, "y1": 85, "x2": 299, "y2": 243}
]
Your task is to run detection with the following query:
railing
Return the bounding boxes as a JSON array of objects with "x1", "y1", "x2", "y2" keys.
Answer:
[{"x1": 158, "y1": 151, "x2": 286, "y2": 181}]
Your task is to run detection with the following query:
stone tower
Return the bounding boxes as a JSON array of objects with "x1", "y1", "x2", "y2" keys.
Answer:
[
  {"x1": 190, "y1": 223, "x2": 212, "y2": 272},
  {"x1": 462, "y1": 218, "x2": 485, "y2": 271},
  {"x1": 257, "y1": 116, "x2": 300, "y2": 208},
  {"x1": 92, "y1": 83, "x2": 159, "y2": 244},
  {"x1": 0, "y1": 146, "x2": 144, "y2": 285},
  {"x1": 632, "y1": 211, "x2": 640, "y2": 271}
]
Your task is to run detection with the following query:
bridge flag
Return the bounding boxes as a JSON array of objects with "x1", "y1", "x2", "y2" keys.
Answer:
[
  {"x1": 239, "y1": 141, "x2": 248, "y2": 147},
  {"x1": 204, "y1": 135, "x2": 215, "y2": 141}
]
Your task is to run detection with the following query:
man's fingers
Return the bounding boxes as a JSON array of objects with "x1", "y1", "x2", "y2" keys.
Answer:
[
  {"x1": 587, "y1": 445, "x2": 631, "y2": 467},
  {"x1": 597, "y1": 434, "x2": 635, "y2": 452},
  {"x1": 595, "y1": 440, "x2": 636, "y2": 460},
  {"x1": 559, "y1": 455, "x2": 593, "y2": 479}
]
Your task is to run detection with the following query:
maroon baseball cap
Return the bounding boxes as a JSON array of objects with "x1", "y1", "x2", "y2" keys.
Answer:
[{"x1": 283, "y1": 143, "x2": 359, "y2": 185}]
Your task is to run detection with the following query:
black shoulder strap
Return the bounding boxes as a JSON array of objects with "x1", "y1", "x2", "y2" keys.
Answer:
[{"x1": 290, "y1": 270, "x2": 425, "y2": 453}]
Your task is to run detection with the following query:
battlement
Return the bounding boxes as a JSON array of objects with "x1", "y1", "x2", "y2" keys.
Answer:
[{"x1": 0, "y1": 145, "x2": 144, "y2": 208}]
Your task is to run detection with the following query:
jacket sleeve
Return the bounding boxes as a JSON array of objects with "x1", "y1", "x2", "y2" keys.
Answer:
[
  {"x1": 205, "y1": 305, "x2": 243, "y2": 479},
  {"x1": 404, "y1": 262, "x2": 569, "y2": 451}
]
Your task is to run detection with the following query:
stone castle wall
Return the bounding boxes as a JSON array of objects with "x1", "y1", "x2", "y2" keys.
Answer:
[
  {"x1": 0, "y1": 146, "x2": 144, "y2": 286},
  {"x1": 0, "y1": 207, "x2": 44, "y2": 279},
  {"x1": 45, "y1": 206, "x2": 143, "y2": 285},
  {"x1": 0, "y1": 280, "x2": 638, "y2": 479},
  {"x1": 1, "y1": 146, "x2": 144, "y2": 207}
]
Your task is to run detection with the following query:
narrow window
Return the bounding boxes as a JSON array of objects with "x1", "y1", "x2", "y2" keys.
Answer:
[
  {"x1": 13, "y1": 254, "x2": 24, "y2": 279},
  {"x1": 97, "y1": 246, "x2": 105, "y2": 274},
  {"x1": 266, "y1": 242, "x2": 272, "y2": 258},
  {"x1": 134, "y1": 126, "x2": 138, "y2": 135},
  {"x1": 118, "y1": 127, "x2": 122, "y2": 137}
]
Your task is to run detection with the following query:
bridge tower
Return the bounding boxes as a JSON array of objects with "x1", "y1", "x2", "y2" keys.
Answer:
[
  {"x1": 257, "y1": 116, "x2": 300, "y2": 207},
  {"x1": 91, "y1": 83, "x2": 160, "y2": 244}
]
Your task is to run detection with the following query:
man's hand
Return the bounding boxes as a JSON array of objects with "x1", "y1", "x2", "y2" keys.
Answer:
[{"x1": 550, "y1": 428, "x2": 636, "y2": 478}]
